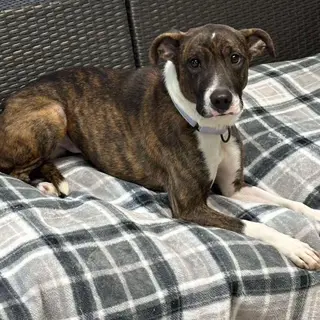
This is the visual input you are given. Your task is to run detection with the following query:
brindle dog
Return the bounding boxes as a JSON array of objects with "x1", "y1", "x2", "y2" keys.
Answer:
[{"x1": 0, "y1": 24, "x2": 319, "y2": 269}]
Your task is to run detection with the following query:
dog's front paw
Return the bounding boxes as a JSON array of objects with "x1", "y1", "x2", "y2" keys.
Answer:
[
  {"x1": 279, "y1": 238, "x2": 320, "y2": 270},
  {"x1": 243, "y1": 221, "x2": 320, "y2": 269}
]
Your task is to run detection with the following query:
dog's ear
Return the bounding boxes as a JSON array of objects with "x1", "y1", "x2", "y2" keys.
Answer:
[
  {"x1": 240, "y1": 28, "x2": 275, "y2": 59},
  {"x1": 149, "y1": 32, "x2": 185, "y2": 65}
]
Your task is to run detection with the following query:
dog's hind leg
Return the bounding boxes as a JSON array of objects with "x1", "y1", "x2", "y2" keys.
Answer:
[
  {"x1": 0, "y1": 100, "x2": 67, "y2": 191},
  {"x1": 35, "y1": 161, "x2": 70, "y2": 198},
  {"x1": 10, "y1": 158, "x2": 43, "y2": 183}
]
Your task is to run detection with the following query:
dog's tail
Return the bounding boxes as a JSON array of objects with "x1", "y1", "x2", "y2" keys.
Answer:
[{"x1": 35, "y1": 161, "x2": 70, "y2": 198}]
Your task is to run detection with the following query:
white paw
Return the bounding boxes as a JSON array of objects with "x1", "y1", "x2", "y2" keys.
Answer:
[
  {"x1": 277, "y1": 237, "x2": 320, "y2": 270},
  {"x1": 243, "y1": 221, "x2": 320, "y2": 269},
  {"x1": 58, "y1": 180, "x2": 70, "y2": 196},
  {"x1": 37, "y1": 182, "x2": 59, "y2": 197}
]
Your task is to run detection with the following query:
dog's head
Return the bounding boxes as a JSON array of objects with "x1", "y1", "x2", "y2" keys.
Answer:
[{"x1": 150, "y1": 24, "x2": 275, "y2": 126}]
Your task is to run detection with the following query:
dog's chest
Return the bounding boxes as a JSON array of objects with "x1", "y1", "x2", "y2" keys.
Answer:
[{"x1": 196, "y1": 132, "x2": 223, "y2": 181}]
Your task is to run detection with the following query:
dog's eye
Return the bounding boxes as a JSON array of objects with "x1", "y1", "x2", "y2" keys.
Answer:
[
  {"x1": 189, "y1": 58, "x2": 201, "y2": 69},
  {"x1": 230, "y1": 53, "x2": 242, "y2": 64}
]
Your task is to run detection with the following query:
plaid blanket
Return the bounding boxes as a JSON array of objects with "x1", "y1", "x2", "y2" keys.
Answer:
[{"x1": 1, "y1": 54, "x2": 320, "y2": 320}]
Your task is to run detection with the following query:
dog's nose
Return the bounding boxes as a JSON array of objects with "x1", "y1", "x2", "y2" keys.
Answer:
[{"x1": 210, "y1": 89, "x2": 233, "y2": 112}]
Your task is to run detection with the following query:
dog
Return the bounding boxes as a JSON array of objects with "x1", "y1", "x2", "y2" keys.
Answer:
[{"x1": 0, "y1": 24, "x2": 319, "y2": 270}]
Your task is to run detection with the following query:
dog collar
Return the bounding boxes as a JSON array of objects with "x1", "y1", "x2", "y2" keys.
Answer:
[{"x1": 173, "y1": 101, "x2": 229, "y2": 137}]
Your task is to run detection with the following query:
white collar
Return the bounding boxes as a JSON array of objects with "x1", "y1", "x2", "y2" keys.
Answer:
[{"x1": 171, "y1": 100, "x2": 228, "y2": 134}]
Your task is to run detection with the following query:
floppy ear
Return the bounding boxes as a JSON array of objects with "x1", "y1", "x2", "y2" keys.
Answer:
[
  {"x1": 149, "y1": 31, "x2": 185, "y2": 65},
  {"x1": 240, "y1": 28, "x2": 276, "y2": 59}
]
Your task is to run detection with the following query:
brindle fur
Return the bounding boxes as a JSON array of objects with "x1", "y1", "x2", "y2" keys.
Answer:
[{"x1": 0, "y1": 24, "x2": 274, "y2": 232}]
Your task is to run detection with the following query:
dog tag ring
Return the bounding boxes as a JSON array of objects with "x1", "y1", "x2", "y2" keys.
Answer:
[{"x1": 220, "y1": 127, "x2": 231, "y2": 143}]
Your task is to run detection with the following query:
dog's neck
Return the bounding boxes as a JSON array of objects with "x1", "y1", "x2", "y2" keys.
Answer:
[{"x1": 163, "y1": 61, "x2": 238, "y2": 134}]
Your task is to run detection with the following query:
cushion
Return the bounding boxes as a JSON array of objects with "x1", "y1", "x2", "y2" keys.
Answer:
[{"x1": 0, "y1": 54, "x2": 319, "y2": 319}]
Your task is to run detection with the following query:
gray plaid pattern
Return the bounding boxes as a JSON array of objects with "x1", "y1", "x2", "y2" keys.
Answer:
[{"x1": 1, "y1": 55, "x2": 320, "y2": 319}]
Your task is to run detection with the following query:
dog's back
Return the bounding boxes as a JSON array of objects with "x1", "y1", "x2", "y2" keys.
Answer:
[{"x1": 0, "y1": 66, "x2": 188, "y2": 191}]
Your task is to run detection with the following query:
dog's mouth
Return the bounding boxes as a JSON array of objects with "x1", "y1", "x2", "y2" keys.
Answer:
[
  {"x1": 201, "y1": 107, "x2": 241, "y2": 118},
  {"x1": 203, "y1": 113, "x2": 233, "y2": 118}
]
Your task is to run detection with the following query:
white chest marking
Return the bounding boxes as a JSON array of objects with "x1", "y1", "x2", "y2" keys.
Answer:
[
  {"x1": 215, "y1": 135, "x2": 242, "y2": 197},
  {"x1": 196, "y1": 132, "x2": 223, "y2": 182}
]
